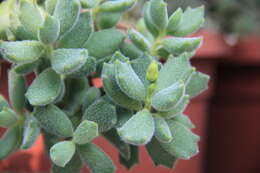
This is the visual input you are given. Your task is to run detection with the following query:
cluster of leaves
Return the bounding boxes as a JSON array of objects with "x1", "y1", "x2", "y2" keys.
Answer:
[{"x1": 0, "y1": 0, "x2": 209, "y2": 172}]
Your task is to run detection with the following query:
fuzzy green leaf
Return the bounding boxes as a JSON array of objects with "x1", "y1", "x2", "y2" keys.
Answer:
[
  {"x1": 38, "y1": 13, "x2": 60, "y2": 44},
  {"x1": 146, "y1": 138, "x2": 177, "y2": 168},
  {"x1": 0, "y1": 107, "x2": 17, "y2": 128},
  {"x1": 119, "y1": 145, "x2": 139, "y2": 170},
  {"x1": 154, "y1": 115, "x2": 172, "y2": 143},
  {"x1": 83, "y1": 29, "x2": 125, "y2": 59},
  {"x1": 50, "y1": 141, "x2": 76, "y2": 167},
  {"x1": 80, "y1": 0, "x2": 97, "y2": 8},
  {"x1": 151, "y1": 82, "x2": 185, "y2": 111},
  {"x1": 99, "y1": 0, "x2": 136, "y2": 12},
  {"x1": 14, "y1": 59, "x2": 41, "y2": 75},
  {"x1": 0, "y1": 124, "x2": 22, "y2": 159},
  {"x1": 26, "y1": 68, "x2": 63, "y2": 106},
  {"x1": 173, "y1": 114, "x2": 195, "y2": 129},
  {"x1": 51, "y1": 49, "x2": 88, "y2": 75},
  {"x1": 58, "y1": 11, "x2": 93, "y2": 48},
  {"x1": 149, "y1": 0, "x2": 168, "y2": 31},
  {"x1": 73, "y1": 120, "x2": 98, "y2": 144},
  {"x1": 109, "y1": 51, "x2": 129, "y2": 63},
  {"x1": 186, "y1": 72, "x2": 209, "y2": 97},
  {"x1": 143, "y1": 2, "x2": 159, "y2": 37},
  {"x1": 117, "y1": 109, "x2": 154, "y2": 145},
  {"x1": 82, "y1": 87, "x2": 101, "y2": 112},
  {"x1": 173, "y1": 6, "x2": 205, "y2": 37},
  {"x1": 34, "y1": 104, "x2": 74, "y2": 137},
  {"x1": 120, "y1": 41, "x2": 143, "y2": 59},
  {"x1": 115, "y1": 60, "x2": 146, "y2": 101},
  {"x1": 102, "y1": 63, "x2": 142, "y2": 110},
  {"x1": 8, "y1": 69, "x2": 26, "y2": 112},
  {"x1": 52, "y1": 154, "x2": 82, "y2": 173},
  {"x1": 160, "y1": 120, "x2": 199, "y2": 159},
  {"x1": 54, "y1": 0, "x2": 80, "y2": 36},
  {"x1": 167, "y1": 8, "x2": 183, "y2": 35},
  {"x1": 21, "y1": 115, "x2": 40, "y2": 149},
  {"x1": 96, "y1": 11, "x2": 122, "y2": 29},
  {"x1": 128, "y1": 29, "x2": 151, "y2": 51},
  {"x1": 69, "y1": 56, "x2": 96, "y2": 77},
  {"x1": 45, "y1": 0, "x2": 58, "y2": 15},
  {"x1": 78, "y1": 143, "x2": 116, "y2": 173},
  {"x1": 0, "y1": 41, "x2": 44, "y2": 64},
  {"x1": 83, "y1": 98, "x2": 117, "y2": 132},
  {"x1": 162, "y1": 37, "x2": 202, "y2": 56}
]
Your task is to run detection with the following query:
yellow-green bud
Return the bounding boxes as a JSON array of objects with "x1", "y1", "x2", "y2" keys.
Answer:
[{"x1": 146, "y1": 60, "x2": 159, "y2": 82}]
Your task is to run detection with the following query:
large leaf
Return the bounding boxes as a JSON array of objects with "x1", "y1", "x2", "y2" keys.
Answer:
[
  {"x1": 186, "y1": 71, "x2": 209, "y2": 97},
  {"x1": 78, "y1": 143, "x2": 116, "y2": 173},
  {"x1": 34, "y1": 104, "x2": 74, "y2": 137},
  {"x1": 153, "y1": 115, "x2": 172, "y2": 143},
  {"x1": 26, "y1": 68, "x2": 63, "y2": 106},
  {"x1": 119, "y1": 145, "x2": 139, "y2": 170},
  {"x1": 73, "y1": 120, "x2": 98, "y2": 144},
  {"x1": 117, "y1": 109, "x2": 154, "y2": 145}
]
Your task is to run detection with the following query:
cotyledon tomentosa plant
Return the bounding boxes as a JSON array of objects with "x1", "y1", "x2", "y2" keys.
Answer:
[{"x1": 0, "y1": 0, "x2": 208, "y2": 172}]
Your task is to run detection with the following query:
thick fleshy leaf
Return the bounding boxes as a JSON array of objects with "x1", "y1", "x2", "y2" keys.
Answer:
[
  {"x1": 161, "y1": 37, "x2": 202, "y2": 56},
  {"x1": 80, "y1": 0, "x2": 97, "y2": 8},
  {"x1": 14, "y1": 59, "x2": 41, "y2": 75},
  {"x1": 109, "y1": 51, "x2": 129, "y2": 63},
  {"x1": 117, "y1": 109, "x2": 154, "y2": 145},
  {"x1": 115, "y1": 60, "x2": 146, "y2": 101},
  {"x1": 52, "y1": 154, "x2": 82, "y2": 173},
  {"x1": 45, "y1": 0, "x2": 58, "y2": 15},
  {"x1": 82, "y1": 87, "x2": 101, "y2": 112},
  {"x1": 34, "y1": 104, "x2": 74, "y2": 137},
  {"x1": 0, "y1": 41, "x2": 44, "y2": 64},
  {"x1": 0, "y1": 107, "x2": 17, "y2": 128},
  {"x1": 38, "y1": 13, "x2": 60, "y2": 44},
  {"x1": 96, "y1": 11, "x2": 121, "y2": 29},
  {"x1": 172, "y1": 6, "x2": 205, "y2": 37},
  {"x1": 26, "y1": 68, "x2": 63, "y2": 106},
  {"x1": 8, "y1": 69, "x2": 26, "y2": 112},
  {"x1": 21, "y1": 115, "x2": 40, "y2": 149},
  {"x1": 51, "y1": 49, "x2": 88, "y2": 75},
  {"x1": 69, "y1": 56, "x2": 96, "y2": 77},
  {"x1": 120, "y1": 41, "x2": 143, "y2": 59},
  {"x1": 119, "y1": 145, "x2": 139, "y2": 170},
  {"x1": 173, "y1": 114, "x2": 195, "y2": 129},
  {"x1": 103, "y1": 128, "x2": 130, "y2": 160},
  {"x1": 50, "y1": 141, "x2": 76, "y2": 167},
  {"x1": 154, "y1": 115, "x2": 172, "y2": 143},
  {"x1": 160, "y1": 120, "x2": 200, "y2": 159},
  {"x1": 19, "y1": 0, "x2": 43, "y2": 39},
  {"x1": 146, "y1": 138, "x2": 177, "y2": 168},
  {"x1": 186, "y1": 71, "x2": 209, "y2": 97},
  {"x1": 151, "y1": 82, "x2": 185, "y2": 111},
  {"x1": 58, "y1": 11, "x2": 93, "y2": 48},
  {"x1": 128, "y1": 29, "x2": 151, "y2": 51},
  {"x1": 83, "y1": 29, "x2": 125, "y2": 59},
  {"x1": 78, "y1": 143, "x2": 116, "y2": 173},
  {"x1": 102, "y1": 63, "x2": 142, "y2": 110},
  {"x1": 149, "y1": 0, "x2": 168, "y2": 30},
  {"x1": 0, "y1": 124, "x2": 22, "y2": 159},
  {"x1": 115, "y1": 107, "x2": 133, "y2": 128},
  {"x1": 99, "y1": 0, "x2": 136, "y2": 12},
  {"x1": 73, "y1": 120, "x2": 98, "y2": 144},
  {"x1": 167, "y1": 8, "x2": 183, "y2": 35},
  {"x1": 54, "y1": 0, "x2": 80, "y2": 36},
  {"x1": 143, "y1": 2, "x2": 159, "y2": 37},
  {"x1": 83, "y1": 98, "x2": 117, "y2": 132}
]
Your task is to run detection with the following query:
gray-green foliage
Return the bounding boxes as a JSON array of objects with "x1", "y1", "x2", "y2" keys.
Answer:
[{"x1": 0, "y1": 0, "x2": 208, "y2": 171}]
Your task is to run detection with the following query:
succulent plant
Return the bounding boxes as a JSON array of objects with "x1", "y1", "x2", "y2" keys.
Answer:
[{"x1": 0, "y1": 0, "x2": 209, "y2": 172}]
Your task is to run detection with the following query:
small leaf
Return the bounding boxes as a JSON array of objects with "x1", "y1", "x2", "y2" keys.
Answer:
[
  {"x1": 80, "y1": 0, "x2": 97, "y2": 8},
  {"x1": 173, "y1": 114, "x2": 195, "y2": 129},
  {"x1": 52, "y1": 154, "x2": 82, "y2": 173},
  {"x1": 21, "y1": 115, "x2": 40, "y2": 149},
  {"x1": 167, "y1": 8, "x2": 183, "y2": 35},
  {"x1": 146, "y1": 138, "x2": 177, "y2": 168},
  {"x1": 83, "y1": 29, "x2": 125, "y2": 59},
  {"x1": 117, "y1": 109, "x2": 154, "y2": 145},
  {"x1": 109, "y1": 51, "x2": 129, "y2": 63},
  {"x1": 186, "y1": 72, "x2": 209, "y2": 97},
  {"x1": 78, "y1": 143, "x2": 116, "y2": 173},
  {"x1": 128, "y1": 28, "x2": 151, "y2": 51},
  {"x1": 0, "y1": 41, "x2": 44, "y2": 64},
  {"x1": 69, "y1": 56, "x2": 96, "y2": 77},
  {"x1": 83, "y1": 98, "x2": 117, "y2": 132},
  {"x1": 99, "y1": 0, "x2": 136, "y2": 12},
  {"x1": 120, "y1": 41, "x2": 143, "y2": 59},
  {"x1": 14, "y1": 59, "x2": 41, "y2": 75},
  {"x1": 119, "y1": 145, "x2": 139, "y2": 170},
  {"x1": 54, "y1": 0, "x2": 80, "y2": 36},
  {"x1": 161, "y1": 37, "x2": 202, "y2": 56},
  {"x1": 115, "y1": 60, "x2": 146, "y2": 101},
  {"x1": 103, "y1": 128, "x2": 131, "y2": 160},
  {"x1": 0, "y1": 107, "x2": 17, "y2": 128},
  {"x1": 82, "y1": 87, "x2": 101, "y2": 112},
  {"x1": 38, "y1": 13, "x2": 60, "y2": 44},
  {"x1": 51, "y1": 49, "x2": 88, "y2": 75},
  {"x1": 173, "y1": 6, "x2": 205, "y2": 37},
  {"x1": 73, "y1": 120, "x2": 98, "y2": 144},
  {"x1": 154, "y1": 115, "x2": 172, "y2": 143},
  {"x1": 0, "y1": 124, "x2": 22, "y2": 159},
  {"x1": 8, "y1": 69, "x2": 26, "y2": 112},
  {"x1": 160, "y1": 120, "x2": 199, "y2": 159},
  {"x1": 50, "y1": 141, "x2": 76, "y2": 167},
  {"x1": 96, "y1": 11, "x2": 122, "y2": 29},
  {"x1": 151, "y1": 82, "x2": 185, "y2": 111},
  {"x1": 102, "y1": 63, "x2": 142, "y2": 110},
  {"x1": 34, "y1": 104, "x2": 74, "y2": 137},
  {"x1": 45, "y1": 0, "x2": 58, "y2": 15},
  {"x1": 26, "y1": 68, "x2": 63, "y2": 106},
  {"x1": 58, "y1": 11, "x2": 93, "y2": 48},
  {"x1": 143, "y1": 2, "x2": 159, "y2": 37},
  {"x1": 149, "y1": 0, "x2": 168, "y2": 31}
]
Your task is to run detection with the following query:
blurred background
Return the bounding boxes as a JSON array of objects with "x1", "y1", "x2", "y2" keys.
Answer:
[{"x1": 0, "y1": 0, "x2": 260, "y2": 173}]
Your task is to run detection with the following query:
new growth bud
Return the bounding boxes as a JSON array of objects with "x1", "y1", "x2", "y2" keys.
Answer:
[{"x1": 146, "y1": 60, "x2": 159, "y2": 82}]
